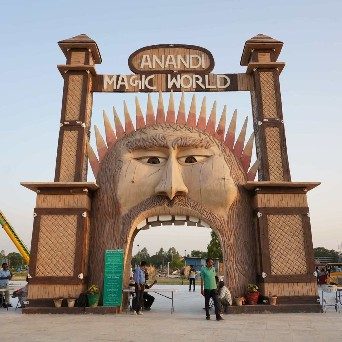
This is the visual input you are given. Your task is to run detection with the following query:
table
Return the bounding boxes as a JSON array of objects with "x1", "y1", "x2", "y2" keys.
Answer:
[
  {"x1": 321, "y1": 285, "x2": 342, "y2": 313},
  {"x1": 123, "y1": 288, "x2": 177, "y2": 314},
  {"x1": 148, "y1": 289, "x2": 177, "y2": 313}
]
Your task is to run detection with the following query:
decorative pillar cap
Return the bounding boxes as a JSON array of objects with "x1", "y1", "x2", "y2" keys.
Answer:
[
  {"x1": 21, "y1": 181, "x2": 99, "y2": 193},
  {"x1": 240, "y1": 34, "x2": 283, "y2": 66},
  {"x1": 244, "y1": 181, "x2": 320, "y2": 192},
  {"x1": 58, "y1": 34, "x2": 102, "y2": 64}
]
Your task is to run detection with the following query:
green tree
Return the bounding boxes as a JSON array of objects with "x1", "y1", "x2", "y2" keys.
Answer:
[
  {"x1": 7, "y1": 252, "x2": 24, "y2": 269},
  {"x1": 170, "y1": 255, "x2": 184, "y2": 270},
  {"x1": 162, "y1": 247, "x2": 185, "y2": 271},
  {"x1": 207, "y1": 230, "x2": 223, "y2": 262},
  {"x1": 150, "y1": 248, "x2": 166, "y2": 268},
  {"x1": 191, "y1": 250, "x2": 207, "y2": 258},
  {"x1": 314, "y1": 247, "x2": 340, "y2": 262},
  {"x1": 0, "y1": 250, "x2": 6, "y2": 264},
  {"x1": 131, "y1": 247, "x2": 151, "y2": 267},
  {"x1": 139, "y1": 247, "x2": 150, "y2": 261},
  {"x1": 166, "y1": 247, "x2": 179, "y2": 263}
]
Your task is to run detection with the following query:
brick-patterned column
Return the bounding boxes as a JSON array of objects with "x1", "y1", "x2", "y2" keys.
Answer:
[
  {"x1": 54, "y1": 34, "x2": 101, "y2": 182},
  {"x1": 245, "y1": 182, "x2": 320, "y2": 308},
  {"x1": 21, "y1": 182, "x2": 98, "y2": 308},
  {"x1": 241, "y1": 34, "x2": 290, "y2": 181}
]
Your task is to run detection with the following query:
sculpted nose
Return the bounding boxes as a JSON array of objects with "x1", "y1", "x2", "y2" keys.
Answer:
[{"x1": 155, "y1": 154, "x2": 188, "y2": 200}]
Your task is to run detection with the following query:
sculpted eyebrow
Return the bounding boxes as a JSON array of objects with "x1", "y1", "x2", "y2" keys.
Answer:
[
  {"x1": 126, "y1": 134, "x2": 168, "y2": 151},
  {"x1": 171, "y1": 136, "x2": 213, "y2": 149}
]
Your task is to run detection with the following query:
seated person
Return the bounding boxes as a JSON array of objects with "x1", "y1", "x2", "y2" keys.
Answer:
[
  {"x1": 12, "y1": 284, "x2": 28, "y2": 308},
  {"x1": 217, "y1": 280, "x2": 232, "y2": 313},
  {"x1": 130, "y1": 272, "x2": 157, "y2": 311},
  {"x1": 143, "y1": 270, "x2": 156, "y2": 311}
]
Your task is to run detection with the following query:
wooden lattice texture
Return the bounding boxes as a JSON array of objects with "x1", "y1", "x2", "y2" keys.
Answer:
[
  {"x1": 28, "y1": 284, "x2": 84, "y2": 299},
  {"x1": 265, "y1": 127, "x2": 284, "y2": 180},
  {"x1": 70, "y1": 51, "x2": 86, "y2": 65},
  {"x1": 268, "y1": 214, "x2": 307, "y2": 275},
  {"x1": 254, "y1": 194, "x2": 308, "y2": 208},
  {"x1": 65, "y1": 74, "x2": 84, "y2": 121},
  {"x1": 260, "y1": 71, "x2": 277, "y2": 118},
  {"x1": 250, "y1": 91, "x2": 265, "y2": 180},
  {"x1": 81, "y1": 83, "x2": 93, "y2": 181},
  {"x1": 59, "y1": 130, "x2": 78, "y2": 181},
  {"x1": 36, "y1": 215, "x2": 77, "y2": 276},
  {"x1": 261, "y1": 282, "x2": 317, "y2": 296},
  {"x1": 36, "y1": 194, "x2": 91, "y2": 210}
]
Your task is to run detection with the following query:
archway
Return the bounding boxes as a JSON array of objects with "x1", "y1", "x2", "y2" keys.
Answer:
[
  {"x1": 125, "y1": 216, "x2": 220, "y2": 282},
  {"x1": 127, "y1": 220, "x2": 222, "y2": 313},
  {"x1": 23, "y1": 35, "x2": 319, "y2": 312}
]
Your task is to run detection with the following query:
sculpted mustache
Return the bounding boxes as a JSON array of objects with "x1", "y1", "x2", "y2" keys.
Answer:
[
  {"x1": 154, "y1": 193, "x2": 191, "y2": 207},
  {"x1": 151, "y1": 194, "x2": 219, "y2": 221}
]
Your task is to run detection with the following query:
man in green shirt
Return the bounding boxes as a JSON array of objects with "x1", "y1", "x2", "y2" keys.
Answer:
[{"x1": 200, "y1": 258, "x2": 223, "y2": 321}]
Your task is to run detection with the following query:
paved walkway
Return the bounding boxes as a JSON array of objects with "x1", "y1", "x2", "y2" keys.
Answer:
[{"x1": 1, "y1": 285, "x2": 341, "y2": 341}]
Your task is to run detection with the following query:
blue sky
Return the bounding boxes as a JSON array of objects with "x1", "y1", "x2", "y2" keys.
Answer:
[{"x1": 0, "y1": 0, "x2": 341, "y2": 255}]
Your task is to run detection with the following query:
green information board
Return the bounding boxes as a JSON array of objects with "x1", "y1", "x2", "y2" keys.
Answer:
[{"x1": 103, "y1": 249, "x2": 124, "y2": 307}]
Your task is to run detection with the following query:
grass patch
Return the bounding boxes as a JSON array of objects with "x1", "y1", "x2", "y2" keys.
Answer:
[
  {"x1": 154, "y1": 277, "x2": 201, "y2": 285},
  {"x1": 11, "y1": 271, "x2": 28, "y2": 281}
]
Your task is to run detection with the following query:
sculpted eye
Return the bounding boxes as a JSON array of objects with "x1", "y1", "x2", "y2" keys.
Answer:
[
  {"x1": 178, "y1": 155, "x2": 209, "y2": 165},
  {"x1": 185, "y1": 156, "x2": 197, "y2": 163},
  {"x1": 147, "y1": 157, "x2": 162, "y2": 164},
  {"x1": 137, "y1": 156, "x2": 167, "y2": 165}
]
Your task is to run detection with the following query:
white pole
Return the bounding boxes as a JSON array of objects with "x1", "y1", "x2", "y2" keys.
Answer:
[{"x1": 167, "y1": 262, "x2": 170, "y2": 277}]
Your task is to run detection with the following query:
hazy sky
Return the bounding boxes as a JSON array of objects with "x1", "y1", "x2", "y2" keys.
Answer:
[{"x1": 1, "y1": 1, "x2": 341, "y2": 256}]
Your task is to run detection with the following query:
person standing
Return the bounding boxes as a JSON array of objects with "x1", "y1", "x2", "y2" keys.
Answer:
[
  {"x1": 188, "y1": 265, "x2": 196, "y2": 292},
  {"x1": 133, "y1": 260, "x2": 147, "y2": 315},
  {"x1": 200, "y1": 258, "x2": 223, "y2": 321},
  {"x1": 0, "y1": 262, "x2": 12, "y2": 308}
]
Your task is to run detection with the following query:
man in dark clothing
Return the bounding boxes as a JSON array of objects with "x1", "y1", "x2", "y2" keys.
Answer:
[
  {"x1": 133, "y1": 260, "x2": 147, "y2": 315},
  {"x1": 200, "y1": 258, "x2": 223, "y2": 321}
]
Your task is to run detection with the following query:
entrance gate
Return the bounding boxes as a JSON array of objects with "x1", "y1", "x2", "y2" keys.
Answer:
[{"x1": 22, "y1": 33, "x2": 320, "y2": 311}]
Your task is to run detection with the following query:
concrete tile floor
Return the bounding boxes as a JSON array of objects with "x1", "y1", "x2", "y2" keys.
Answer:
[{"x1": 1, "y1": 284, "x2": 341, "y2": 342}]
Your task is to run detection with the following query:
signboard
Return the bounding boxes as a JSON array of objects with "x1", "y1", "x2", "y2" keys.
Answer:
[
  {"x1": 92, "y1": 44, "x2": 252, "y2": 93},
  {"x1": 128, "y1": 44, "x2": 215, "y2": 74},
  {"x1": 103, "y1": 249, "x2": 124, "y2": 307}
]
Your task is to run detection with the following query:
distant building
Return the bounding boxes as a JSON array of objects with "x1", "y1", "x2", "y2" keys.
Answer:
[
  {"x1": 184, "y1": 257, "x2": 220, "y2": 272},
  {"x1": 314, "y1": 257, "x2": 335, "y2": 264}
]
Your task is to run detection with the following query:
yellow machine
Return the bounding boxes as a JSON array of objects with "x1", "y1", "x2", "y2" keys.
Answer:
[
  {"x1": 0, "y1": 210, "x2": 30, "y2": 264},
  {"x1": 327, "y1": 263, "x2": 342, "y2": 285}
]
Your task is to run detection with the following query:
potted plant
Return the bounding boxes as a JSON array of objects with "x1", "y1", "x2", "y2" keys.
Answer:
[
  {"x1": 87, "y1": 285, "x2": 100, "y2": 307},
  {"x1": 234, "y1": 296, "x2": 245, "y2": 306},
  {"x1": 53, "y1": 297, "x2": 63, "y2": 308},
  {"x1": 67, "y1": 297, "x2": 76, "y2": 308},
  {"x1": 269, "y1": 294, "x2": 277, "y2": 306},
  {"x1": 245, "y1": 284, "x2": 260, "y2": 305}
]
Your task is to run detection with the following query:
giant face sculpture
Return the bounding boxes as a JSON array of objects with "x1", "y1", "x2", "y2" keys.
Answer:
[
  {"x1": 88, "y1": 94, "x2": 258, "y2": 296},
  {"x1": 117, "y1": 127, "x2": 237, "y2": 216}
]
